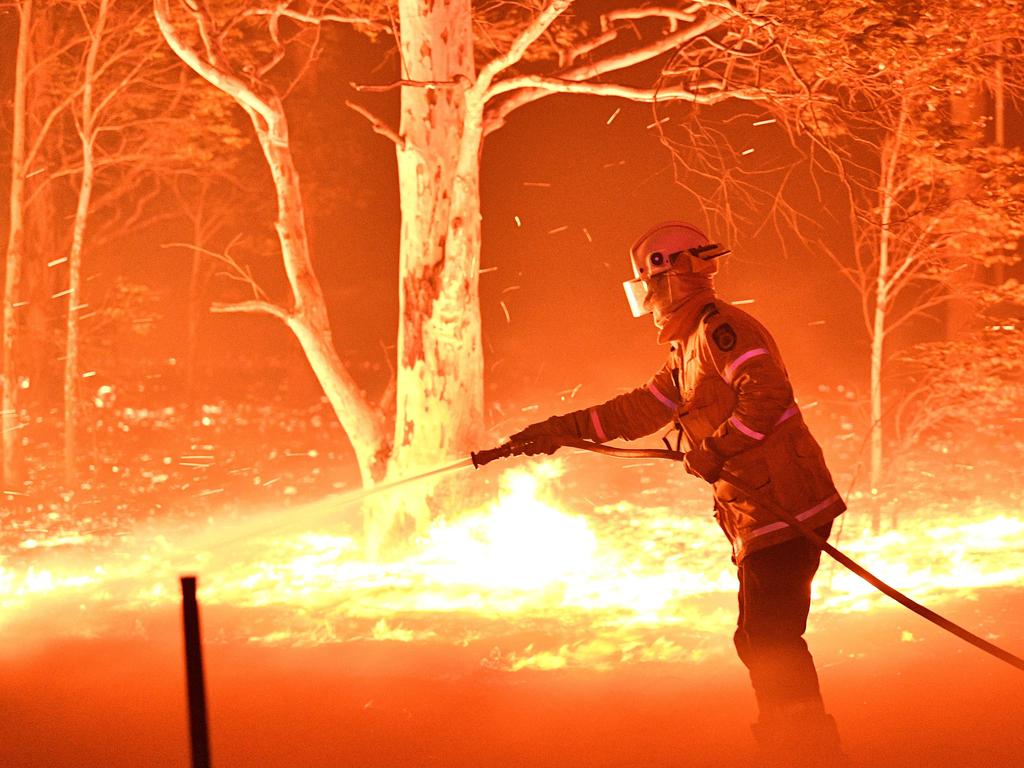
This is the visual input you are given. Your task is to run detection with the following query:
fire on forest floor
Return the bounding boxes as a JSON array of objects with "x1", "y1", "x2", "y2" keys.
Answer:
[{"x1": 2, "y1": 455, "x2": 1023, "y2": 675}]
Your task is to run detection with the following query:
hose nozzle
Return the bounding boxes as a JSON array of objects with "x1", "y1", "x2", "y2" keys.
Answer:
[{"x1": 470, "y1": 442, "x2": 516, "y2": 468}]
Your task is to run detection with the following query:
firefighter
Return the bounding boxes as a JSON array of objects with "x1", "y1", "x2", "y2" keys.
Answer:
[{"x1": 510, "y1": 221, "x2": 847, "y2": 767}]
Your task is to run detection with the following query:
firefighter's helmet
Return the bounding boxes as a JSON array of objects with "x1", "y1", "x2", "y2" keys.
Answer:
[{"x1": 623, "y1": 222, "x2": 729, "y2": 317}]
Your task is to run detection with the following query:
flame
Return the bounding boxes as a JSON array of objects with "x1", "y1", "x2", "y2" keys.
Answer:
[{"x1": 2, "y1": 460, "x2": 1023, "y2": 671}]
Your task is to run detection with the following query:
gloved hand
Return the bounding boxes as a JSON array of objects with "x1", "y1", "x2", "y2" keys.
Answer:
[
  {"x1": 514, "y1": 434, "x2": 562, "y2": 456},
  {"x1": 509, "y1": 414, "x2": 580, "y2": 456},
  {"x1": 683, "y1": 442, "x2": 725, "y2": 483}
]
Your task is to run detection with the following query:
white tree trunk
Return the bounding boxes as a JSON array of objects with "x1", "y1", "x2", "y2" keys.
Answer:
[
  {"x1": 155, "y1": 1, "x2": 389, "y2": 487},
  {"x1": 255, "y1": 120, "x2": 389, "y2": 487},
  {"x1": 869, "y1": 104, "x2": 906, "y2": 499},
  {"x1": 393, "y1": 0, "x2": 482, "y2": 479},
  {"x1": 63, "y1": 0, "x2": 109, "y2": 486},
  {"x1": 63, "y1": 142, "x2": 95, "y2": 486},
  {"x1": 2, "y1": 1, "x2": 32, "y2": 488},
  {"x1": 870, "y1": 265, "x2": 886, "y2": 496}
]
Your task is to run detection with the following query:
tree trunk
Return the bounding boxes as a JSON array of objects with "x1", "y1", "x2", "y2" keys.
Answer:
[
  {"x1": 63, "y1": 0, "x2": 107, "y2": 487},
  {"x1": 868, "y1": 105, "x2": 906, "y2": 505},
  {"x1": 252, "y1": 123, "x2": 388, "y2": 487},
  {"x1": 3, "y1": 0, "x2": 32, "y2": 488},
  {"x1": 392, "y1": 0, "x2": 482, "y2": 478},
  {"x1": 63, "y1": 142, "x2": 95, "y2": 487},
  {"x1": 944, "y1": 80, "x2": 986, "y2": 337}
]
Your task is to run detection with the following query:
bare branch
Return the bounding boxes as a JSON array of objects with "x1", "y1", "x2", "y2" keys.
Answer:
[
  {"x1": 210, "y1": 300, "x2": 290, "y2": 322},
  {"x1": 487, "y1": 76, "x2": 766, "y2": 105},
  {"x1": 474, "y1": 0, "x2": 574, "y2": 97},
  {"x1": 344, "y1": 100, "x2": 404, "y2": 148},
  {"x1": 604, "y1": 6, "x2": 698, "y2": 25},
  {"x1": 484, "y1": 8, "x2": 730, "y2": 132},
  {"x1": 351, "y1": 77, "x2": 465, "y2": 93},
  {"x1": 153, "y1": 0, "x2": 279, "y2": 129},
  {"x1": 242, "y1": 6, "x2": 391, "y2": 35}
]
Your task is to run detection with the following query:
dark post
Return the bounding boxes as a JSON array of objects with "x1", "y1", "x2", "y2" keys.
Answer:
[{"x1": 180, "y1": 575, "x2": 212, "y2": 768}]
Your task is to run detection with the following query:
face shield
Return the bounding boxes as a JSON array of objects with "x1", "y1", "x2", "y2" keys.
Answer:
[
  {"x1": 622, "y1": 248, "x2": 679, "y2": 317},
  {"x1": 623, "y1": 222, "x2": 728, "y2": 317}
]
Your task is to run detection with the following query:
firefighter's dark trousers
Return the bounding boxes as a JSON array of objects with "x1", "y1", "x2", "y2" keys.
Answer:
[{"x1": 733, "y1": 523, "x2": 832, "y2": 721}]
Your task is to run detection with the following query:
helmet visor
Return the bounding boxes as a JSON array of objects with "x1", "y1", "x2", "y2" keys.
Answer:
[{"x1": 623, "y1": 278, "x2": 650, "y2": 317}]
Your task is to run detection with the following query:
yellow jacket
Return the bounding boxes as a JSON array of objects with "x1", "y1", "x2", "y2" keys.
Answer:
[{"x1": 552, "y1": 301, "x2": 845, "y2": 563}]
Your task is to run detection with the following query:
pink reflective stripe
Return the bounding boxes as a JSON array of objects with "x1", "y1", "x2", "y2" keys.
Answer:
[
  {"x1": 724, "y1": 347, "x2": 769, "y2": 383},
  {"x1": 647, "y1": 383, "x2": 677, "y2": 411},
  {"x1": 742, "y1": 493, "x2": 842, "y2": 544},
  {"x1": 775, "y1": 405, "x2": 799, "y2": 425},
  {"x1": 589, "y1": 408, "x2": 608, "y2": 442},
  {"x1": 729, "y1": 415, "x2": 765, "y2": 441}
]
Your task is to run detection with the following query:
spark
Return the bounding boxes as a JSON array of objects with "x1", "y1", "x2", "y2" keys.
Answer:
[
  {"x1": 47, "y1": 257, "x2": 68, "y2": 267},
  {"x1": 521, "y1": 404, "x2": 539, "y2": 412},
  {"x1": 801, "y1": 401, "x2": 819, "y2": 409},
  {"x1": 514, "y1": 215, "x2": 522, "y2": 227},
  {"x1": 753, "y1": 118, "x2": 776, "y2": 126},
  {"x1": 52, "y1": 289, "x2": 72, "y2": 299},
  {"x1": 741, "y1": 148, "x2": 755, "y2": 156},
  {"x1": 602, "y1": 159, "x2": 627, "y2": 168},
  {"x1": 499, "y1": 300, "x2": 511, "y2": 324},
  {"x1": 548, "y1": 225, "x2": 568, "y2": 234},
  {"x1": 522, "y1": 181, "x2": 551, "y2": 188},
  {"x1": 731, "y1": 299, "x2": 755, "y2": 305},
  {"x1": 583, "y1": 228, "x2": 592, "y2": 243},
  {"x1": 606, "y1": 108, "x2": 621, "y2": 125},
  {"x1": 558, "y1": 384, "x2": 583, "y2": 400},
  {"x1": 645, "y1": 117, "x2": 670, "y2": 129},
  {"x1": 11, "y1": 301, "x2": 28, "y2": 309},
  {"x1": 479, "y1": 266, "x2": 498, "y2": 274},
  {"x1": 501, "y1": 285, "x2": 521, "y2": 294},
  {"x1": 197, "y1": 488, "x2": 224, "y2": 497},
  {"x1": 81, "y1": 371, "x2": 96, "y2": 378},
  {"x1": 808, "y1": 320, "x2": 826, "y2": 326}
]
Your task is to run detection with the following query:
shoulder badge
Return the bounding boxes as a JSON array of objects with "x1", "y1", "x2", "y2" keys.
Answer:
[{"x1": 712, "y1": 323, "x2": 737, "y2": 352}]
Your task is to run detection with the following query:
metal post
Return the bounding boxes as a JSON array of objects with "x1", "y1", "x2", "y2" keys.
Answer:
[{"x1": 180, "y1": 575, "x2": 212, "y2": 768}]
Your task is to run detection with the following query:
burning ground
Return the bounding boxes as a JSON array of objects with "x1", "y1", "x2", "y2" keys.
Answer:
[{"x1": 2, "y1": 397, "x2": 1023, "y2": 767}]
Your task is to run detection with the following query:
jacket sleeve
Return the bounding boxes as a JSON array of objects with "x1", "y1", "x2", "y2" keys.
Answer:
[
  {"x1": 590, "y1": 363, "x2": 682, "y2": 441},
  {"x1": 699, "y1": 316, "x2": 795, "y2": 458},
  {"x1": 545, "y1": 363, "x2": 682, "y2": 443}
]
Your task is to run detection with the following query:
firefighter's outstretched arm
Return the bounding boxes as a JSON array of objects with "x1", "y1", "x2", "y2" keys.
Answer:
[{"x1": 510, "y1": 363, "x2": 682, "y2": 454}]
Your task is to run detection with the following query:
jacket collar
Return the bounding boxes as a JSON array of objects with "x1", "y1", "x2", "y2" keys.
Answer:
[{"x1": 655, "y1": 290, "x2": 718, "y2": 344}]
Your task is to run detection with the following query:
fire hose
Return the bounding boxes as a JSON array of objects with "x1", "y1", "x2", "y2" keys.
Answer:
[{"x1": 471, "y1": 436, "x2": 1024, "y2": 674}]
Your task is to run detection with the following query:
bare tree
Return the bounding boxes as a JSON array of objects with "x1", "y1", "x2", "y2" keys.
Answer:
[
  {"x1": 2, "y1": 0, "x2": 33, "y2": 489},
  {"x1": 152, "y1": 0, "x2": 769, "y2": 546},
  {"x1": 665, "y1": 0, "x2": 1024, "y2": 492}
]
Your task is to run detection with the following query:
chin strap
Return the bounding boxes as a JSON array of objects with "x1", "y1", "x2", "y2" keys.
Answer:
[{"x1": 470, "y1": 436, "x2": 1024, "y2": 674}]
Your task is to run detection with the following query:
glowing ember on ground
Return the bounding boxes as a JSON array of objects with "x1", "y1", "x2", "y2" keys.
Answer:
[{"x1": 2, "y1": 460, "x2": 1023, "y2": 671}]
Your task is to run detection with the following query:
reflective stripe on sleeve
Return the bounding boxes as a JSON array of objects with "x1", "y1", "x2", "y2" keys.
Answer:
[
  {"x1": 647, "y1": 383, "x2": 677, "y2": 411},
  {"x1": 724, "y1": 347, "x2": 769, "y2": 383},
  {"x1": 739, "y1": 493, "x2": 842, "y2": 547},
  {"x1": 776, "y1": 405, "x2": 799, "y2": 425},
  {"x1": 589, "y1": 408, "x2": 608, "y2": 442},
  {"x1": 729, "y1": 415, "x2": 765, "y2": 440}
]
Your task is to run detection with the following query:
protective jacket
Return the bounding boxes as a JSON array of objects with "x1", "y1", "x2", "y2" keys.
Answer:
[{"x1": 553, "y1": 301, "x2": 845, "y2": 563}]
